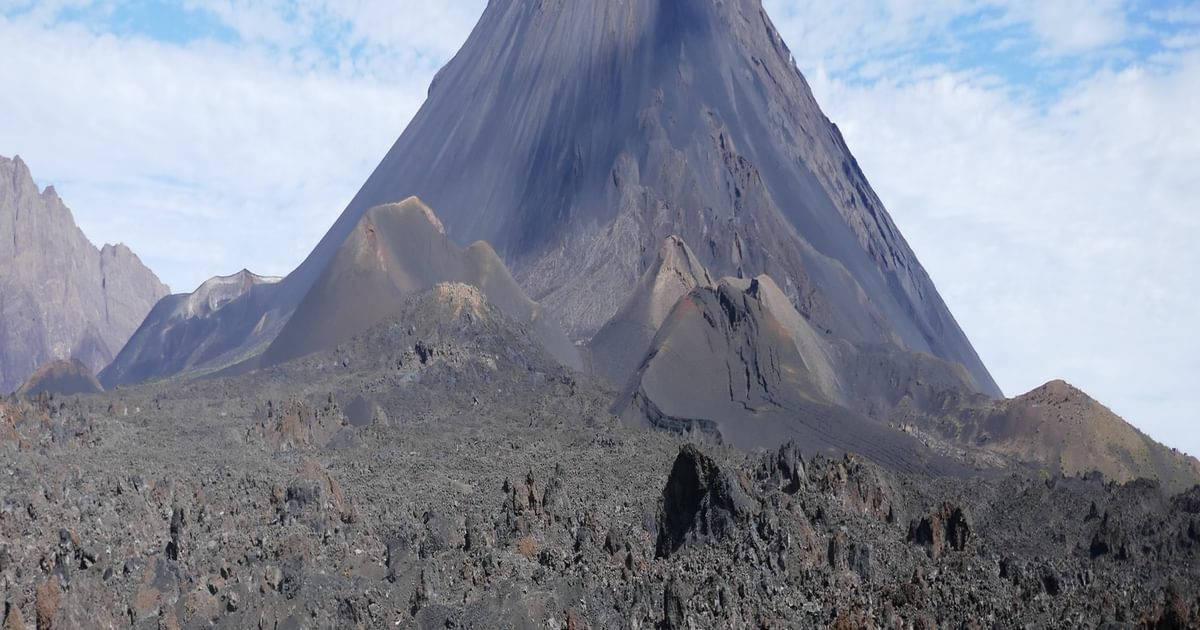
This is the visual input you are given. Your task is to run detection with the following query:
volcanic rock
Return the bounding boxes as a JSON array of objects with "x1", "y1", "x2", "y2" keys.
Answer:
[{"x1": 656, "y1": 445, "x2": 756, "y2": 558}]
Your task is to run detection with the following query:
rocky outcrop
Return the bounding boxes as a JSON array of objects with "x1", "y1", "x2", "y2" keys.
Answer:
[
  {"x1": 907, "y1": 503, "x2": 972, "y2": 560},
  {"x1": 0, "y1": 155, "x2": 168, "y2": 393},
  {"x1": 656, "y1": 445, "x2": 757, "y2": 558}
]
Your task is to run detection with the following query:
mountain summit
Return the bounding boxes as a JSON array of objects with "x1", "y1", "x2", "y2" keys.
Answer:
[
  {"x1": 105, "y1": 0, "x2": 998, "y2": 400},
  {"x1": 297, "y1": 0, "x2": 1000, "y2": 395}
]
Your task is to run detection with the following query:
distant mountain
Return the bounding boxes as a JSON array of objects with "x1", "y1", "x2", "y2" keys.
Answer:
[
  {"x1": 100, "y1": 269, "x2": 284, "y2": 387},
  {"x1": 0, "y1": 155, "x2": 168, "y2": 393},
  {"x1": 107, "y1": 0, "x2": 999, "y2": 401}
]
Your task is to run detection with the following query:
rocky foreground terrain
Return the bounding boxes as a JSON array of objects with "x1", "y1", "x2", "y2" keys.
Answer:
[{"x1": 2, "y1": 285, "x2": 1198, "y2": 629}]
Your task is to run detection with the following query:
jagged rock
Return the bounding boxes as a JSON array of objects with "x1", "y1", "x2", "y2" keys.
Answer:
[
  {"x1": 165, "y1": 507, "x2": 184, "y2": 561},
  {"x1": 1089, "y1": 513, "x2": 1132, "y2": 560},
  {"x1": 656, "y1": 445, "x2": 757, "y2": 558},
  {"x1": 848, "y1": 542, "x2": 874, "y2": 582},
  {"x1": 2, "y1": 603, "x2": 25, "y2": 630},
  {"x1": 908, "y1": 503, "x2": 972, "y2": 560},
  {"x1": 421, "y1": 511, "x2": 466, "y2": 557},
  {"x1": 663, "y1": 579, "x2": 691, "y2": 630},
  {"x1": 757, "y1": 442, "x2": 806, "y2": 494}
]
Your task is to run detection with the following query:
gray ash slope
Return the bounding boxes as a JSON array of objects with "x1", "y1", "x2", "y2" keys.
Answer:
[
  {"x1": 103, "y1": 0, "x2": 999, "y2": 399},
  {"x1": 260, "y1": 198, "x2": 579, "y2": 371},
  {"x1": 330, "y1": 0, "x2": 1001, "y2": 395},
  {"x1": 0, "y1": 155, "x2": 168, "y2": 394},
  {"x1": 1, "y1": 286, "x2": 1198, "y2": 628}
]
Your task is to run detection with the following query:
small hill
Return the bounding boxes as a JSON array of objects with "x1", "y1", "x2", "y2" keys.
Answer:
[
  {"x1": 17, "y1": 359, "x2": 103, "y2": 397},
  {"x1": 947, "y1": 380, "x2": 1200, "y2": 493},
  {"x1": 261, "y1": 198, "x2": 580, "y2": 370}
]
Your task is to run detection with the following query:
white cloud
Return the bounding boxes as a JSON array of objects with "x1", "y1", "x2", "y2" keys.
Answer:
[
  {"x1": 796, "y1": 37, "x2": 1200, "y2": 458},
  {"x1": 0, "y1": 4, "x2": 482, "y2": 293}
]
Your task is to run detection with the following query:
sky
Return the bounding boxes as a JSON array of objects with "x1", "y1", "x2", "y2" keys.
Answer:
[{"x1": 0, "y1": 0, "x2": 1197, "y2": 457}]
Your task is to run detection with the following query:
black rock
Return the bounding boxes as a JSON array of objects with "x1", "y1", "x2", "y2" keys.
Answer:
[{"x1": 656, "y1": 445, "x2": 757, "y2": 558}]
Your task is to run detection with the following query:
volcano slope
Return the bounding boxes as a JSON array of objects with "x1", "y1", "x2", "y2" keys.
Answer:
[
  {"x1": 1, "y1": 284, "x2": 1199, "y2": 628},
  {"x1": 101, "y1": 0, "x2": 999, "y2": 403}
]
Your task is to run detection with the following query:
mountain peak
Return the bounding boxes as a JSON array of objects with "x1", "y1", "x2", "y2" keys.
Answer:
[
  {"x1": 369, "y1": 197, "x2": 445, "y2": 235},
  {"x1": 289, "y1": 0, "x2": 1000, "y2": 399}
]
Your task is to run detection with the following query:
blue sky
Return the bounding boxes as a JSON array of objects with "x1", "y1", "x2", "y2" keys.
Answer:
[{"x1": 0, "y1": 0, "x2": 1197, "y2": 458}]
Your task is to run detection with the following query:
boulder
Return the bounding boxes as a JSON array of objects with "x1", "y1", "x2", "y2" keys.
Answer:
[{"x1": 656, "y1": 445, "x2": 757, "y2": 558}]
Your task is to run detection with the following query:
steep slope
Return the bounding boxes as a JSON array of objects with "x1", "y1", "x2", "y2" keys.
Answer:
[
  {"x1": 102, "y1": 0, "x2": 999, "y2": 396},
  {"x1": 933, "y1": 381, "x2": 1200, "y2": 493},
  {"x1": 287, "y1": 0, "x2": 999, "y2": 396},
  {"x1": 16, "y1": 359, "x2": 103, "y2": 398},
  {"x1": 99, "y1": 270, "x2": 284, "y2": 387},
  {"x1": 588, "y1": 235, "x2": 713, "y2": 385},
  {"x1": 0, "y1": 155, "x2": 168, "y2": 393},
  {"x1": 260, "y1": 198, "x2": 580, "y2": 369}
]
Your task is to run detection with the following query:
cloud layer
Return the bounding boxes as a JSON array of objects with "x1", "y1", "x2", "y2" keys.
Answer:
[{"x1": 1, "y1": 1, "x2": 1196, "y2": 456}]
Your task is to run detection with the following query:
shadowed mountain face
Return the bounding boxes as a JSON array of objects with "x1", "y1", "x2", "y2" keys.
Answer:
[
  {"x1": 0, "y1": 155, "x2": 168, "y2": 393},
  {"x1": 294, "y1": 0, "x2": 999, "y2": 396}
]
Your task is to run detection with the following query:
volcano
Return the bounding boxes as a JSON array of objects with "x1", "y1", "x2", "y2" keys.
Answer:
[{"x1": 106, "y1": 0, "x2": 999, "y2": 402}]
